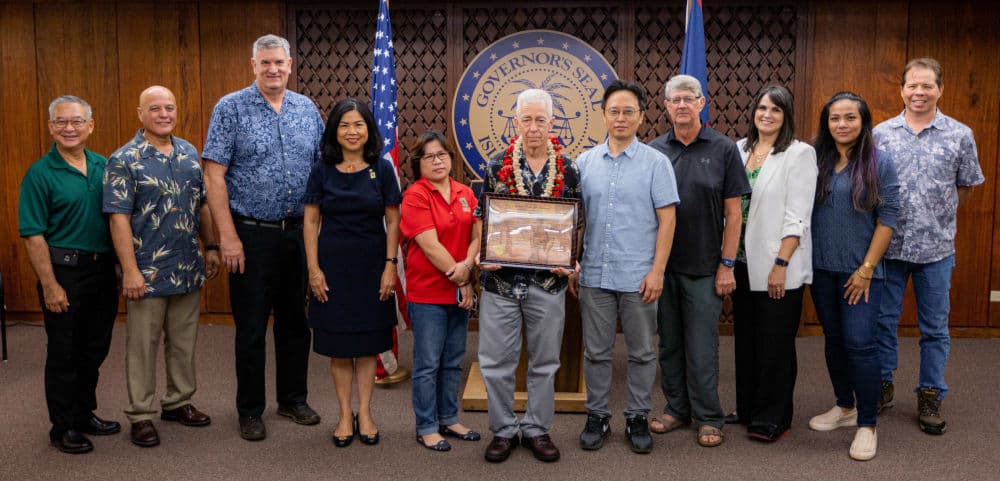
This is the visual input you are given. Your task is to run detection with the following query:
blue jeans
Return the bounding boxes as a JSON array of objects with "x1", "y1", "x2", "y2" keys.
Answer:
[
  {"x1": 876, "y1": 256, "x2": 954, "y2": 399},
  {"x1": 409, "y1": 303, "x2": 469, "y2": 436},
  {"x1": 811, "y1": 269, "x2": 881, "y2": 427}
]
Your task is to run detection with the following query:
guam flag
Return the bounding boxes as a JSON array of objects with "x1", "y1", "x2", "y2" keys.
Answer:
[{"x1": 681, "y1": 0, "x2": 710, "y2": 125}]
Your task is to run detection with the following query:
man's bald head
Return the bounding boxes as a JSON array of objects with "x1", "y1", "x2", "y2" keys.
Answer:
[{"x1": 137, "y1": 85, "x2": 177, "y2": 140}]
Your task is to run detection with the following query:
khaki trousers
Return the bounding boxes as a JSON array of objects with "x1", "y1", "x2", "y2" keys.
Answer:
[{"x1": 124, "y1": 289, "x2": 201, "y2": 422}]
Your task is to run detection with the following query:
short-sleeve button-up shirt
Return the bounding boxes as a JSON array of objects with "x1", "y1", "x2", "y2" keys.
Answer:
[
  {"x1": 873, "y1": 110, "x2": 985, "y2": 263},
  {"x1": 103, "y1": 130, "x2": 206, "y2": 297},
  {"x1": 577, "y1": 138, "x2": 680, "y2": 292},
  {"x1": 202, "y1": 83, "x2": 324, "y2": 221}
]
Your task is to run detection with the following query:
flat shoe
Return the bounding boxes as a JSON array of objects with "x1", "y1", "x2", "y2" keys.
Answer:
[
  {"x1": 355, "y1": 414, "x2": 380, "y2": 445},
  {"x1": 417, "y1": 434, "x2": 451, "y2": 452},
  {"x1": 649, "y1": 413, "x2": 689, "y2": 434},
  {"x1": 747, "y1": 423, "x2": 789, "y2": 443},
  {"x1": 809, "y1": 405, "x2": 858, "y2": 432},
  {"x1": 849, "y1": 427, "x2": 877, "y2": 461},
  {"x1": 440, "y1": 425, "x2": 481, "y2": 441}
]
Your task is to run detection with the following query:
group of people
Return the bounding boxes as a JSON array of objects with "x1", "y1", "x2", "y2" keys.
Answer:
[{"x1": 18, "y1": 30, "x2": 982, "y2": 467}]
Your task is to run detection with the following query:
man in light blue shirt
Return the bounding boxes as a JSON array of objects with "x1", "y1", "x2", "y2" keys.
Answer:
[{"x1": 576, "y1": 80, "x2": 679, "y2": 454}]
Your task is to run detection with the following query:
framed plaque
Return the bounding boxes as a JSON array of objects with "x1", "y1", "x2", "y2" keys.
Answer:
[{"x1": 480, "y1": 193, "x2": 582, "y2": 270}]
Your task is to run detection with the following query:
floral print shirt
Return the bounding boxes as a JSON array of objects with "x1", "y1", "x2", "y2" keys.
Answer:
[
  {"x1": 103, "y1": 130, "x2": 207, "y2": 297},
  {"x1": 873, "y1": 110, "x2": 985, "y2": 263}
]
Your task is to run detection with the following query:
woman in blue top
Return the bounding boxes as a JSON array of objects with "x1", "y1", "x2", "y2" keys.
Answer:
[{"x1": 808, "y1": 92, "x2": 900, "y2": 461}]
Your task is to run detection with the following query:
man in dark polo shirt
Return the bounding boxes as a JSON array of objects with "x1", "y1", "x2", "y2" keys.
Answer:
[
  {"x1": 648, "y1": 75, "x2": 750, "y2": 447},
  {"x1": 18, "y1": 95, "x2": 121, "y2": 454},
  {"x1": 203, "y1": 34, "x2": 324, "y2": 440}
]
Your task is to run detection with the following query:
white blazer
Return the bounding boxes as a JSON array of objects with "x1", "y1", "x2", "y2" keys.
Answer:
[{"x1": 737, "y1": 139, "x2": 818, "y2": 291}]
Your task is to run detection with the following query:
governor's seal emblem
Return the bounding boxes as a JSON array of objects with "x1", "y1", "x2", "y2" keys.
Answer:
[{"x1": 452, "y1": 30, "x2": 618, "y2": 180}]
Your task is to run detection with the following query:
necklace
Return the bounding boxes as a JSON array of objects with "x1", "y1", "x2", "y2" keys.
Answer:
[
  {"x1": 342, "y1": 161, "x2": 365, "y2": 172},
  {"x1": 497, "y1": 136, "x2": 565, "y2": 197},
  {"x1": 746, "y1": 145, "x2": 771, "y2": 171}
]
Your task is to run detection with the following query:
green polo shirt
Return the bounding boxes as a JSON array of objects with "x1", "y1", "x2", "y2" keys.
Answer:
[{"x1": 18, "y1": 144, "x2": 113, "y2": 253}]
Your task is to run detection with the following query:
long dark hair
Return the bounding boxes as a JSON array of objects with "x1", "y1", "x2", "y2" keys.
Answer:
[
  {"x1": 743, "y1": 85, "x2": 796, "y2": 154},
  {"x1": 407, "y1": 130, "x2": 455, "y2": 180},
  {"x1": 321, "y1": 98, "x2": 382, "y2": 165},
  {"x1": 813, "y1": 91, "x2": 880, "y2": 212}
]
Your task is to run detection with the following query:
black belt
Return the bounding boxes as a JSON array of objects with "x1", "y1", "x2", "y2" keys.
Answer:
[
  {"x1": 234, "y1": 215, "x2": 303, "y2": 231},
  {"x1": 49, "y1": 246, "x2": 113, "y2": 267}
]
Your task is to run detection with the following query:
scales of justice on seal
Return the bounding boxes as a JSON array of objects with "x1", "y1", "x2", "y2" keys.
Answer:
[{"x1": 452, "y1": 29, "x2": 617, "y2": 413}]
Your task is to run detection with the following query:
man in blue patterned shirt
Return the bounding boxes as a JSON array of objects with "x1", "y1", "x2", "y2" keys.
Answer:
[
  {"x1": 104, "y1": 86, "x2": 221, "y2": 447},
  {"x1": 203, "y1": 34, "x2": 325, "y2": 441},
  {"x1": 873, "y1": 58, "x2": 985, "y2": 435}
]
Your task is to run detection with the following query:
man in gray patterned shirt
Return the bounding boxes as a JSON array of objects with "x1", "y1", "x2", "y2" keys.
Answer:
[{"x1": 873, "y1": 58, "x2": 985, "y2": 436}]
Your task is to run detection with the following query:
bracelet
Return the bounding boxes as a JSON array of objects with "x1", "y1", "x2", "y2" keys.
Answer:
[
  {"x1": 861, "y1": 261, "x2": 876, "y2": 271},
  {"x1": 855, "y1": 269, "x2": 872, "y2": 280},
  {"x1": 386, "y1": 257, "x2": 398, "y2": 264},
  {"x1": 204, "y1": 244, "x2": 220, "y2": 251}
]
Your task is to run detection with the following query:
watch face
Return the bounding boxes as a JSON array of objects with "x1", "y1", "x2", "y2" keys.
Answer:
[{"x1": 721, "y1": 259, "x2": 735, "y2": 268}]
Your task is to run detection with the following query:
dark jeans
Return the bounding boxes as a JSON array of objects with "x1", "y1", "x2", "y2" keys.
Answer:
[
  {"x1": 231, "y1": 222, "x2": 310, "y2": 417},
  {"x1": 39, "y1": 257, "x2": 118, "y2": 440},
  {"x1": 732, "y1": 261, "x2": 803, "y2": 430},
  {"x1": 811, "y1": 268, "x2": 881, "y2": 427}
]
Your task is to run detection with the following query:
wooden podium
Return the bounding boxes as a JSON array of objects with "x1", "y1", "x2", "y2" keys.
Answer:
[{"x1": 462, "y1": 294, "x2": 587, "y2": 413}]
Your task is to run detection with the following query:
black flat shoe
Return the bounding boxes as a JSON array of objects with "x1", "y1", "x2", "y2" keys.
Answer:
[
  {"x1": 439, "y1": 425, "x2": 481, "y2": 441},
  {"x1": 333, "y1": 413, "x2": 355, "y2": 447},
  {"x1": 417, "y1": 434, "x2": 451, "y2": 451},
  {"x1": 51, "y1": 430, "x2": 93, "y2": 454},
  {"x1": 355, "y1": 413, "x2": 380, "y2": 445},
  {"x1": 723, "y1": 412, "x2": 744, "y2": 425},
  {"x1": 747, "y1": 423, "x2": 789, "y2": 443}
]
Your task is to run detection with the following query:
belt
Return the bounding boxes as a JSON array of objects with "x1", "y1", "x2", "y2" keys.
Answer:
[
  {"x1": 49, "y1": 246, "x2": 113, "y2": 266},
  {"x1": 234, "y1": 215, "x2": 304, "y2": 231}
]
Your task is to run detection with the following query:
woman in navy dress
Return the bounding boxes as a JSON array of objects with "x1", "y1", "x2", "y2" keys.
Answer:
[{"x1": 303, "y1": 99, "x2": 401, "y2": 447}]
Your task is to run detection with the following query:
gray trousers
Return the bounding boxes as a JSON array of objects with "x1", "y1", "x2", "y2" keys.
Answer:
[
  {"x1": 580, "y1": 286, "x2": 658, "y2": 418},
  {"x1": 657, "y1": 271, "x2": 724, "y2": 428},
  {"x1": 478, "y1": 285, "x2": 565, "y2": 438}
]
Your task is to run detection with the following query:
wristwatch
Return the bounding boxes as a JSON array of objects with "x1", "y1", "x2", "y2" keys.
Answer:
[
  {"x1": 774, "y1": 257, "x2": 789, "y2": 267},
  {"x1": 720, "y1": 258, "x2": 735, "y2": 268},
  {"x1": 386, "y1": 257, "x2": 398, "y2": 264}
]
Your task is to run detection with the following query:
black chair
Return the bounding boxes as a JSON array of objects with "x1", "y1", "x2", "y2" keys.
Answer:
[{"x1": 1, "y1": 272, "x2": 7, "y2": 361}]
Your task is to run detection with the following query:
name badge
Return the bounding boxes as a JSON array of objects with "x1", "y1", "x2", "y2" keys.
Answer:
[{"x1": 459, "y1": 197, "x2": 471, "y2": 212}]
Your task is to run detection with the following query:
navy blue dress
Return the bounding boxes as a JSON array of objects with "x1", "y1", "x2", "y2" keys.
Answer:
[{"x1": 304, "y1": 158, "x2": 402, "y2": 358}]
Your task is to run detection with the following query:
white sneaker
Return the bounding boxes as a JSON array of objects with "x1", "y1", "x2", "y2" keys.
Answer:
[
  {"x1": 808, "y1": 405, "x2": 858, "y2": 431},
  {"x1": 849, "y1": 427, "x2": 877, "y2": 461}
]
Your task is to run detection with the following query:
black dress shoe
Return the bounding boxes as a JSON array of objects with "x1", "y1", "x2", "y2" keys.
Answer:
[
  {"x1": 723, "y1": 412, "x2": 744, "y2": 425},
  {"x1": 80, "y1": 414, "x2": 121, "y2": 436},
  {"x1": 239, "y1": 416, "x2": 266, "y2": 441},
  {"x1": 51, "y1": 430, "x2": 93, "y2": 454},
  {"x1": 484, "y1": 435, "x2": 517, "y2": 463},
  {"x1": 747, "y1": 423, "x2": 789, "y2": 443}
]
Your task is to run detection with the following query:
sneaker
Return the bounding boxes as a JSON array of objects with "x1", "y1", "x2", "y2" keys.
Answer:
[
  {"x1": 849, "y1": 427, "x2": 877, "y2": 461},
  {"x1": 239, "y1": 416, "x2": 266, "y2": 441},
  {"x1": 808, "y1": 405, "x2": 857, "y2": 431},
  {"x1": 917, "y1": 388, "x2": 947, "y2": 435},
  {"x1": 277, "y1": 403, "x2": 321, "y2": 425},
  {"x1": 878, "y1": 380, "x2": 894, "y2": 413},
  {"x1": 579, "y1": 413, "x2": 610, "y2": 450},
  {"x1": 625, "y1": 416, "x2": 653, "y2": 454}
]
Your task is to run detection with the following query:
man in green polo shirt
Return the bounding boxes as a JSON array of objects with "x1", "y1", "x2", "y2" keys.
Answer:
[{"x1": 18, "y1": 95, "x2": 121, "y2": 454}]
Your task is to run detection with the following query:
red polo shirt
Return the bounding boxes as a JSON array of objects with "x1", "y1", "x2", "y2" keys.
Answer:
[{"x1": 400, "y1": 177, "x2": 478, "y2": 304}]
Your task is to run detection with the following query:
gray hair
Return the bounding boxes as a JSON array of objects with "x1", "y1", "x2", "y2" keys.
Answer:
[
  {"x1": 664, "y1": 74, "x2": 703, "y2": 98},
  {"x1": 48, "y1": 95, "x2": 92, "y2": 120},
  {"x1": 252, "y1": 34, "x2": 291, "y2": 58},
  {"x1": 515, "y1": 89, "x2": 553, "y2": 117}
]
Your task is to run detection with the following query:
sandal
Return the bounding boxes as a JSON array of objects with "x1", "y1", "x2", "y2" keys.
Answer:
[
  {"x1": 697, "y1": 425, "x2": 724, "y2": 447},
  {"x1": 416, "y1": 434, "x2": 452, "y2": 452},
  {"x1": 649, "y1": 413, "x2": 689, "y2": 434}
]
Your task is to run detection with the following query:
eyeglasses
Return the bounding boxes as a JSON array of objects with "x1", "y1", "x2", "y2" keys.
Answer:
[
  {"x1": 421, "y1": 151, "x2": 450, "y2": 162},
  {"x1": 605, "y1": 108, "x2": 639, "y2": 119},
  {"x1": 51, "y1": 117, "x2": 88, "y2": 129},
  {"x1": 666, "y1": 96, "x2": 702, "y2": 106}
]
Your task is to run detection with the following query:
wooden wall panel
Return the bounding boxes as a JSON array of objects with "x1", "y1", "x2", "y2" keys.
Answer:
[
  {"x1": 906, "y1": 0, "x2": 999, "y2": 328},
  {"x1": 1, "y1": 3, "x2": 43, "y2": 312},
  {"x1": 198, "y1": 1, "x2": 284, "y2": 313}
]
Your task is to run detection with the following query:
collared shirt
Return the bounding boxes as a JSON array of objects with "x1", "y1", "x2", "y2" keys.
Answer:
[
  {"x1": 18, "y1": 144, "x2": 113, "y2": 253},
  {"x1": 474, "y1": 149, "x2": 582, "y2": 299},
  {"x1": 103, "y1": 130, "x2": 207, "y2": 297},
  {"x1": 649, "y1": 125, "x2": 751, "y2": 276},
  {"x1": 202, "y1": 82, "x2": 324, "y2": 221},
  {"x1": 576, "y1": 138, "x2": 679, "y2": 292},
  {"x1": 400, "y1": 177, "x2": 478, "y2": 304},
  {"x1": 812, "y1": 152, "x2": 900, "y2": 278},
  {"x1": 873, "y1": 110, "x2": 985, "y2": 263}
]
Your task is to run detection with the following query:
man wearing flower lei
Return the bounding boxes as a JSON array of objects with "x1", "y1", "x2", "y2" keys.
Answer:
[
  {"x1": 474, "y1": 89, "x2": 581, "y2": 464},
  {"x1": 575, "y1": 80, "x2": 679, "y2": 454}
]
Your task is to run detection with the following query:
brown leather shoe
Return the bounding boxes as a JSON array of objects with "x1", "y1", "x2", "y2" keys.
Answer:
[
  {"x1": 484, "y1": 435, "x2": 517, "y2": 463},
  {"x1": 130, "y1": 420, "x2": 160, "y2": 447},
  {"x1": 521, "y1": 434, "x2": 560, "y2": 462},
  {"x1": 161, "y1": 404, "x2": 212, "y2": 427}
]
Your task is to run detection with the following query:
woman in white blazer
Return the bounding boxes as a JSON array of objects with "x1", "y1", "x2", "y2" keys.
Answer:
[{"x1": 728, "y1": 85, "x2": 818, "y2": 442}]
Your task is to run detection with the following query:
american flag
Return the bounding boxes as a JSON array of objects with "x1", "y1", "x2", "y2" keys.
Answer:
[{"x1": 372, "y1": 0, "x2": 409, "y2": 375}]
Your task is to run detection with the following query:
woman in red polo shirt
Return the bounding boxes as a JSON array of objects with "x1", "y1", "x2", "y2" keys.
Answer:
[{"x1": 401, "y1": 130, "x2": 482, "y2": 452}]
